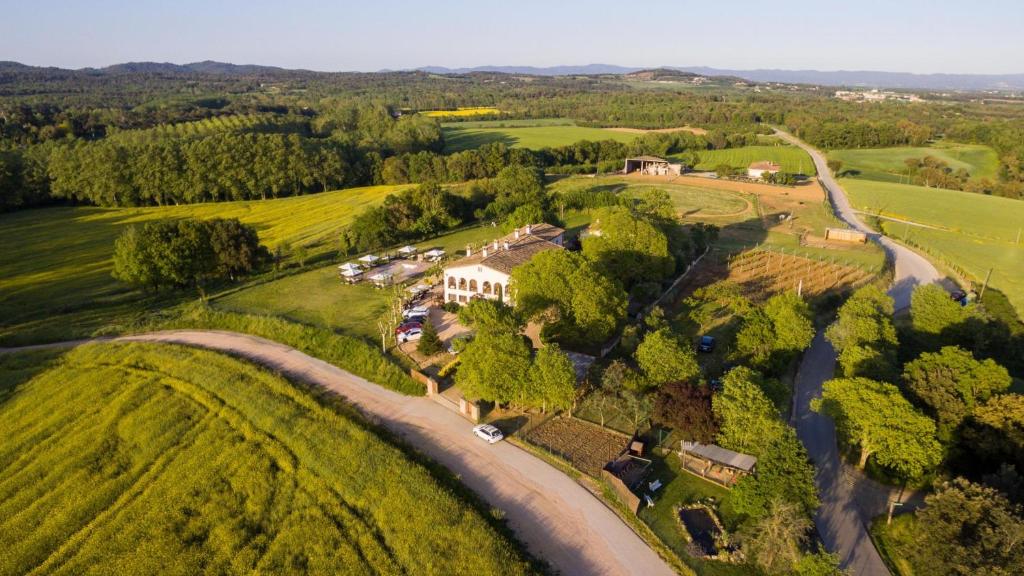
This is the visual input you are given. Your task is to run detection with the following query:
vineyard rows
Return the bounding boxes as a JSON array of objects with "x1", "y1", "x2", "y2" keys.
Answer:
[
  {"x1": 726, "y1": 248, "x2": 874, "y2": 298},
  {"x1": 105, "y1": 113, "x2": 305, "y2": 144}
]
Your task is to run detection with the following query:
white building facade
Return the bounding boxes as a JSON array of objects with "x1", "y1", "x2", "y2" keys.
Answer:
[{"x1": 443, "y1": 224, "x2": 564, "y2": 305}]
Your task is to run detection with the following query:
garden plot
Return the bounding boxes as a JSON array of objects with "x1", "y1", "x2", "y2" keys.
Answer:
[{"x1": 522, "y1": 417, "x2": 629, "y2": 477}]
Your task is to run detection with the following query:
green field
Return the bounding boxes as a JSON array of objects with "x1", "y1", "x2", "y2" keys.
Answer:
[
  {"x1": 844, "y1": 178, "x2": 1024, "y2": 314},
  {"x1": 829, "y1": 143, "x2": 1000, "y2": 184},
  {"x1": 443, "y1": 122, "x2": 638, "y2": 152},
  {"x1": 0, "y1": 343, "x2": 536, "y2": 576},
  {"x1": 0, "y1": 185, "x2": 404, "y2": 344},
  {"x1": 683, "y1": 145, "x2": 817, "y2": 175}
]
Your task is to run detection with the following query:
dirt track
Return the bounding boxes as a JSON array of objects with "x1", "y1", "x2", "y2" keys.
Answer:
[{"x1": 2, "y1": 331, "x2": 676, "y2": 576}]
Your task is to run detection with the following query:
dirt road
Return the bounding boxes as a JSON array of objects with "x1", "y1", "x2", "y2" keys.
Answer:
[
  {"x1": 778, "y1": 130, "x2": 943, "y2": 576},
  {"x1": 3, "y1": 330, "x2": 676, "y2": 576}
]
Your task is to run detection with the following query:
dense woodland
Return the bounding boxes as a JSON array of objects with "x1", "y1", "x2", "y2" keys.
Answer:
[{"x1": 3, "y1": 63, "x2": 1023, "y2": 211}]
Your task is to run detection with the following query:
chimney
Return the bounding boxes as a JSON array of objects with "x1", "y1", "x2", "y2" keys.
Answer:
[
  {"x1": 503, "y1": 241, "x2": 510, "y2": 250},
  {"x1": 526, "y1": 224, "x2": 532, "y2": 235},
  {"x1": 514, "y1": 229, "x2": 520, "y2": 240},
  {"x1": 482, "y1": 248, "x2": 488, "y2": 258},
  {"x1": 466, "y1": 244, "x2": 472, "y2": 257}
]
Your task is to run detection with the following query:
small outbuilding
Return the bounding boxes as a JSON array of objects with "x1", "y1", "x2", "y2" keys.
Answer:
[
  {"x1": 747, "y1": 161, "x2": 781, "y2": 179},
  {"x1": 624, "y1": 155, "x2": 683, "y2": 176},
  {"x1": 825, "y1": 227, "x2": 868, "y2": 244},
  {"x1": 679, "y1": 441, "x2": 757, "y2": 488}
]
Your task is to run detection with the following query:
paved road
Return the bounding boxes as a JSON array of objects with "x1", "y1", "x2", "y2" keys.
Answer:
[
  {"x1": 777, "y1": 130, "x2": 943, "y2": 576},
  {"x1": 2, "y1": 330, "x2": 675, "y2": 576}
]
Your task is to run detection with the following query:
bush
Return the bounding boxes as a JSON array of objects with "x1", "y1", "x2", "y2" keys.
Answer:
[{"x1": 442, "y1": 301, "x2": 461, "y2": 313}]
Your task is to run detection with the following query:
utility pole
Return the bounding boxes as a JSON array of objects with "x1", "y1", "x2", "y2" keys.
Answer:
[{"x1": 979, "y1": 267, "x2": 994, "y2": 300}]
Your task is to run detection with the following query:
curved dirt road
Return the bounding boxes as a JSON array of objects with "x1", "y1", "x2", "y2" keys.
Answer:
[
  {"x1": 777, "y1": 130, "x2": 942, "y2": 575},
  {"x1": 3, "y1": 330, "x2": 675, "y2": 576}
]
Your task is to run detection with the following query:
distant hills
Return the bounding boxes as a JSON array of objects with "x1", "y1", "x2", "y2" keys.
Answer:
[
  {"x1": 2, "y1": 60, "x2": 1022, "y2": 91},
  {"x1": 417, "y1": 64, "x2": 1024, "y2": 91}
]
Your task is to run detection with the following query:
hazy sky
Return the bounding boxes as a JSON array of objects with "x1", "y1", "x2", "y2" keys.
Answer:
[{"x1": 3, "y1": 0, "x2": 1022, "y2": 74}]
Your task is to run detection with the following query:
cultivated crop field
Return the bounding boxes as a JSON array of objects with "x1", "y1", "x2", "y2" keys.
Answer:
[
  {"x1": 0, "y1": 343, "x2": 536, "y2": 576},
  {"x1": 682, "y1": 145, "x2": 817, "y2": 175},
  {"x1": 442, "y1": 121, "x2": 638, "y2": 152},
  {"x1": 726, "y1": 248, "x2": 876, "y2": 300},
  {"x1": 829, "y1": 143, "x2": 999, "y2": 183},
  {"x1": 522, "y1": 417, "x2": 627, "y2": 476},
  {"x1": 843, "y1": 178, "x2": 1024, "y2": 314},
  {"x1": 0, "y1": 185, "x2": 405, "y2": 344},
  {"x1": 421, "y1": 106, "x2": 501, "y2": 118}
]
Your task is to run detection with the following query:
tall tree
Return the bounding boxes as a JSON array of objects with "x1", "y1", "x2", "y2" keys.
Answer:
[
  {"x1": 635, "y1": 329, "x2": 700, "y2": 387},
  {"x1": 526, "y1": 345, "x2": 577, "y2": 413},
  {"x1": 814, "y1": 377, "x2": 942, "y2": 478},
  {"x1": 581, "y1": 206, "x2": 674, "y2": 289},
  {"x1": 902, "y1": 346, "x2": 1011, "y2": 438},
  {"x1": 739, "y1": 499, "x2": 811, "y2": 575},
  {"x1": 455, "y1": 332, "x2": 532, "y2": 404},
  {"x1": 825, "y1": 285, "x2": 898, "y2": 380},
  {"x1": 653, "y1": 381, "x2": 717, "y2": 443}
]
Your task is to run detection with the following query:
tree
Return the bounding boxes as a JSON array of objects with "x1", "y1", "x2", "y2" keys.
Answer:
[
  {"x1": 526, "y1": 345, "x2": 577, "y2": 413},
  {"x1": 455, "y1": 332, "x2": 532, "y2": 404},
  {"x1": 635, "y1": 329, "x2": 700, "y2": 387},
  {"x1": 208, "y1": 218, "x2": 264, "y2": 279},
  {"x1": 826, "y1": 285, "x2": 898, "y2": 379},
  {"x1": 826, "y1": 159, "x2": 843, "y2": 176},
  {"x1": 417, "y1": 319, "x2": 443, "y2": 356},
  {"x1": 908, "y1": 478, "x2": 1024, "y2": 576},
  {"x1": 902, "y1": 346, "x2": 1011, "y2": 438},
  {"x1": 739, "y1": 499, "x2": 811, "y2": 575},
  {"x1": 814, "y1": 377, "x2": 942, "y2": 478},
  {"x1": 735, "y1": 292, "x2": 813, "y2": 374},
  {"x1": 960, "y1": 394, "x2": 1024, "y2": 473},
  {"x1": 910, "y1": 284, "x2": 983, "y2": 351},
  {"x1": 714, "y1": 367, "x2": 780, "y2": 452},
  {"x1": 510, "y1": 249, "x2": 627, "y2": 347},
  {"x1": 581, "y1": 206, "x2": 674, "y2": 289},
  {"x1": 619, "y1": 388, "x2": 653, "y2": 431},
  {"x1": 653, "y1": 381, "x2": 717, "y2": 442},
  {"x1": 684, "y1": 280, "x2": 752, "y2": 332},
  {"x1": 457, "y1": 299, "x2": 522, "y2": 335}
]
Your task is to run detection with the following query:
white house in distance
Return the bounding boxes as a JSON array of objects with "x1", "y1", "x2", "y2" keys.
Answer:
[
  {"x1": 444, "y1": 223, "x2": 564, "y2": 304},
  {"x1": 747, "y1": 161, "x2": 781, "y2": 179}
]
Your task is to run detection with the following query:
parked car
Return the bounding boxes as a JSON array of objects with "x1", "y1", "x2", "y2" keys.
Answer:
[
  {"x1": 697, "y1": 335, "x2": 716, "y2": 353},
  {"x1": 473, "y1": 424, "x2": 504, "y2": 444},
  {"x1": 397, "y1": 328, "x2": 422, "y2": 343},
  {"x1": 404, "y1": 314, "x2": 427, "y2": 325},
  {"x1": 395, "y1": 321, "x2": 422, "y2": 334},
  {"x1": 403, "y1": 305, "x2": 429, "y2": 319}
]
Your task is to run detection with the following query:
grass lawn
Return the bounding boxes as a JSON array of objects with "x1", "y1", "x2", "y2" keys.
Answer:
[
  {"x1": 638, "y1": 454, "x2": 752, "y2": 576},
  {"x1": 443, "y1": 123, "x2": 638, "y2": 152},
  {"x1": 0, "y1": 343, "x2": 537, "y2": 575},
  {"x1": 869, "y1": 514, "x2": 918, "y2": 576},
  {"x1": 843, "y1": 178, "x2": 1024, "y2": 314},
  {"x1": 682, "y1": 145, "x2": 817, "y2": 175},
  {"x1": 0, "y1": 185, "x2": 405, "y2": 344},
  {"x1": 829, "y1": 143, "x2": 1000, "y2": 183}
]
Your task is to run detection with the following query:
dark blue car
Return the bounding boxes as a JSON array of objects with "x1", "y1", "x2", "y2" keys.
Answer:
[{"x1": 698, "y1": 335, "x2": 715, "y2": 353}]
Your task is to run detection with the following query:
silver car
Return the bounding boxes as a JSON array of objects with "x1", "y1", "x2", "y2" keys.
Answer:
[{"x1": 472, "y1": 424, "x2": 504, "y2": 444}]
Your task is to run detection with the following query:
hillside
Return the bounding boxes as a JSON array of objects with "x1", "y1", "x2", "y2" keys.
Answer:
[{"x1": 0, "y1": 343, "x2": 537, "y2": 576}]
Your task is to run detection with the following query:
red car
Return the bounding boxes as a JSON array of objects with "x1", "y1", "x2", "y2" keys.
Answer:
[{"x1": 395, "y1": 321, "x2": 422, "y2": 334}]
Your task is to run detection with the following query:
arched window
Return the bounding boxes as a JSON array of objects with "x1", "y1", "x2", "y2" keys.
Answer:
[
  {"x1": 447, "y1": 276, "x2": 456, "y2": 289},
  {"x1": 458, "y1": 278, "x2": 467, "y2": 290},
  {"x1": 493, "y1": 283, "x2": 503, "y2": 301},
  {"x1": 482, "y1": 281, "x2": 491, "y2": 295},
  {"x1": 469, "y1": 279, "x2": 478, "y2": 292}
]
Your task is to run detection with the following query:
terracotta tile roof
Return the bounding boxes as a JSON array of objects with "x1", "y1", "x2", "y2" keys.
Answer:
[
  {"x1": 447, "y1": 223, "x2": 565, "y2": 275},
  {"x1": 748, "y1": 161, "x2": 781, "y2": 171}
]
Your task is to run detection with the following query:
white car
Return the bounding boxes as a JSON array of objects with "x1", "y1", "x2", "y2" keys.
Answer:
[
  {"x1": 397, "y1": 328, "x2": 422, "y2": 343},
  {"x1": 403, "y1": 305, "x2": 429, "y2": 319},
  {"x1": 473, "y1": 424, "x2": 504, "y2": 444}
]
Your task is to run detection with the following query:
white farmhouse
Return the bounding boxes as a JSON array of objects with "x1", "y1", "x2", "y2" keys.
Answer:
[
  {"x1": 443, "y1": 223, "x2": 564, "y2": 305},
  {"x1": 747, "y1": 161, "x2": 781, "y2": 179}
]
